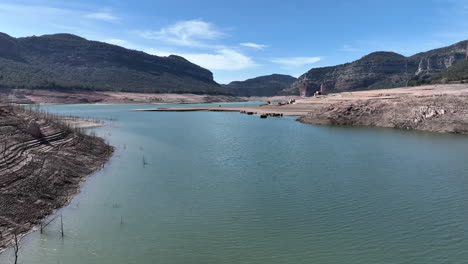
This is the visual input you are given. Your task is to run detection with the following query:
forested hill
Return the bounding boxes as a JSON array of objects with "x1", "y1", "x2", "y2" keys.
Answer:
[
  {"x1": 222, "y1": 74, "x2": 297, "y2": 96},
  {"x1": 0, "y1": 32, "x2": 225, "y2": 94}
]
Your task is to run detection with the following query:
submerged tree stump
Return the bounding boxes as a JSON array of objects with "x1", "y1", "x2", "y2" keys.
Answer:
[{"x1": 26, "y1": 119, "x2": 42, "y2": 138}]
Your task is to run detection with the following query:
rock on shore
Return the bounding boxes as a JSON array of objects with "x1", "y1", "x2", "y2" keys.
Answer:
[{"x1": 297, "y1": 95, "x2": 468, "y2": 134}]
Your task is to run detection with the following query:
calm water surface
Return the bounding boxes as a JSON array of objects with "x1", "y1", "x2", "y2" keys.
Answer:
[{"x1": 1, "y1": 103, "x2": 468, "y2": 264}]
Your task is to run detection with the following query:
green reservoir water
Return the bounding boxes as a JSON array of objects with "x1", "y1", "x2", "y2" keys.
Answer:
[{"x1": 1, "y1": 103, "x2": 468, "y2": 264}]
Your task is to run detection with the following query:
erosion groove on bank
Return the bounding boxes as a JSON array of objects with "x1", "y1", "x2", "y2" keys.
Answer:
[{"x1": 0, "y1": 102, "x2": 113, "y2": 252}]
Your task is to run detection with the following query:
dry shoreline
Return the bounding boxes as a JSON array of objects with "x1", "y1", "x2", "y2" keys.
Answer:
[
  {"x1": 3, "y1": 89, "x2": 248, "y2": 105},
  {"x1": 133, "y1": 84, "x2": 468, "y2": 134},
  {"x1": 58, "y1": 116, "x2": 105, "y2": 129},
  {"x1": 0, "y1": 103, "x2": 113, "y2": 253}
]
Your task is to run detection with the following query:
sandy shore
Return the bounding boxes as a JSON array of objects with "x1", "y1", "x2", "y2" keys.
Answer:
[{"x1": 134, "y1": 84, "x2": 468, "y2": 134}]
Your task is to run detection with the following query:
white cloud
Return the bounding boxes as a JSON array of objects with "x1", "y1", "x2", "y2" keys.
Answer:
[
  {"x1": 240, "y1": 42, "x2": 268, "y2": 49},
  {"x1": 0, "y1": 3, "x2": 86, "y2": 37},
  {"x1": 85, "y1": 12, "x2": 119, "y2": 23},
  {"x1": 184, "y1": 49, "x2": 258, "y2": 70},
  {"x1": 147, "y1": 48, "x2": 258, "y2": 71},
  {"x1": 104, "y1": 39, "x2": 128, "y2": 46},
  {"x1": 139, "y1": 19, "x2": 224, "y2": 47},
  {"x1": 139, "y1": 20, "x2": 261, "y2": 73},
  {"x1": 271, "y1": 56, "x2": 321, "y2": 67},
  {"x1": 105, "y1": 39, "x2": 129, "y2": 46},
  {"x1": 146, "y1": 49, "x2": 172, "y2": 57}
]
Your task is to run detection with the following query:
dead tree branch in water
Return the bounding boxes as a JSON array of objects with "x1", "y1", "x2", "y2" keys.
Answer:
[
  {"x1": 60, "y1": 214, "x2": 64, "y2": 239},
  {"x1": 40, "y1": 215, "x2": 58, "y2": 234},
  {"x1": 13, "y1": 231, "x2": 20, "y2": 264},
  {"x1": 142, "y1": 155, "x2": 150, "y2": 167}
]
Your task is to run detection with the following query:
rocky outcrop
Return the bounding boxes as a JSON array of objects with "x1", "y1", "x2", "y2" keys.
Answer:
[
  {"x1": 286, "y1": 52, "x2": 409, "y2": 96},
  {"x1": 297, "y1": 95, "x2": 468, "y2": 134},
  {"x1": 411, "y1": 40, "x2": 468, "y2": 78},
  {"x1": 287, "y1": 40, "x2": 468, "y2": 97},
  {"x1": 430, "y1": 59, "x2": 468, "y2": 82}
]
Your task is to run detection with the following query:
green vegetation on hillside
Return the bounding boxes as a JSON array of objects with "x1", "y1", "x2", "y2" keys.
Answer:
[
  {"x1": 409, "y1": 59, "x2": 468, "y2": 86},
  {"x1": 223, "y1": 74, "x2": 297, "y2": 96},
  {"x1": 430, "y1": 59, "x2": 468, "y2": 83},
  {"x1": 0, "y1": 33, "x2": 227, "y2": 94}
]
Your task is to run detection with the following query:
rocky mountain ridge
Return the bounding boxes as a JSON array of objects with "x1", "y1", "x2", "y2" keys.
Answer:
[
  {"x1": 0, "y1": 33, "x2": 224, "y2": 94},
  {"x1": 286, "y1": 40, "x2": 468, "y2": 96}
]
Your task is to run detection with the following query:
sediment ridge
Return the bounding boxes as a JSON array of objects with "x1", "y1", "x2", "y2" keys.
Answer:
[{"x1": 0, "y1": 102, "x2": 113, "y2": 252}]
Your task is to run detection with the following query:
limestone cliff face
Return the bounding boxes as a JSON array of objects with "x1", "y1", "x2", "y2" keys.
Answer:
[
  {"x1": 287, "y1": 52, "x2": 408, "y2": 96},
  {"x1": 411, "y1": 41, "x2": 468, "y2": 78},
  {"x1": 286, "y1": 40, "x2": 468, "y2": 97}
]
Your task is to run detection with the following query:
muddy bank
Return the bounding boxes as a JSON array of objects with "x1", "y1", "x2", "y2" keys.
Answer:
[
  {"x1": 0, "y1": 102, "x2": 113, "y2": 252},
  {"x1": 136, "y1": 84, "x2": 468, "y2": 134},
  {"x1": 3, "y1": 89, "x2": 246, "y2": 105}
]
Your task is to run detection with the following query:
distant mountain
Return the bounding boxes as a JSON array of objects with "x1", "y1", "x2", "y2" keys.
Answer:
[
  {"x1": 222, "y1": 74, "x2": 297, "y2": 97},
  {"x1": 285, "y1": 40, "x2": 468, "y2": 96},
  {"x1": 0, "y1": 33, "x2": 225, "y2": 94}
]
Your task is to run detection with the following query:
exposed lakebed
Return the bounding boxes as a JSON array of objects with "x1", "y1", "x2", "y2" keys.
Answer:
[{"x1": 1, "y1": 102, "x2": 468, "y2": 264}]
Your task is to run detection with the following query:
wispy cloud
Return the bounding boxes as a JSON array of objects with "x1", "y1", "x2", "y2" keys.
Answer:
[
  {"x1": 339, "y1": 45, "x2": 363, "y2": 52},
  {"x1": 148, "y1": 48, "x2": 258, "y2": 71},
  {"x1": 0, "y1": 2, "x2": 124, "y2": 39},
  {"x1": 240, "y1": 42, "x2": 268, "y2": 49},
  {"x1": 0, "y1": 3, "x2": 70, "y2": 17},
  {"x1": 139, "y1": 19, "x2": 224, "y2": 48},
  {"x1": 85, "y1": 12, "x2": 119, "y2": 23},
  {"x1": 0, "y1": 2, "x2": 260, "y2": 81},
  {"x1": 105, "y1": 38, "x2": 130, "y2": 46},
  {"x1": 271, "y1": 56, "x2": 321, "y2": 67},
  {"x1": 139, "y1": 19, "x2": 259, "y2": 71}
]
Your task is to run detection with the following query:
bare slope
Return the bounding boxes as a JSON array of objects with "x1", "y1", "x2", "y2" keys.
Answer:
[{"x1": 0, "y1": 102, "x2": 113, "y2": 251}]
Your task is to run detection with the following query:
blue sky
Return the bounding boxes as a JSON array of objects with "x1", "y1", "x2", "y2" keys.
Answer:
[{"x1": 1, "y1": 0, "x2": 468, "y2": 83}]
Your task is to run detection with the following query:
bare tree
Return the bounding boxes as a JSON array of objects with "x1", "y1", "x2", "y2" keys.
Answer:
[
  {"x1": 13, "y1": 231, "x2": 20, "y2": 264},
  {"x1": 40, "y1": 215, "x2": 58, "y2": 234},
  {"x1": 60, "y1": 214, "x2": 64, "y2": 239},
  {"x1": 142, "y1": 155, "x2": 149, "y2": 167}
]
